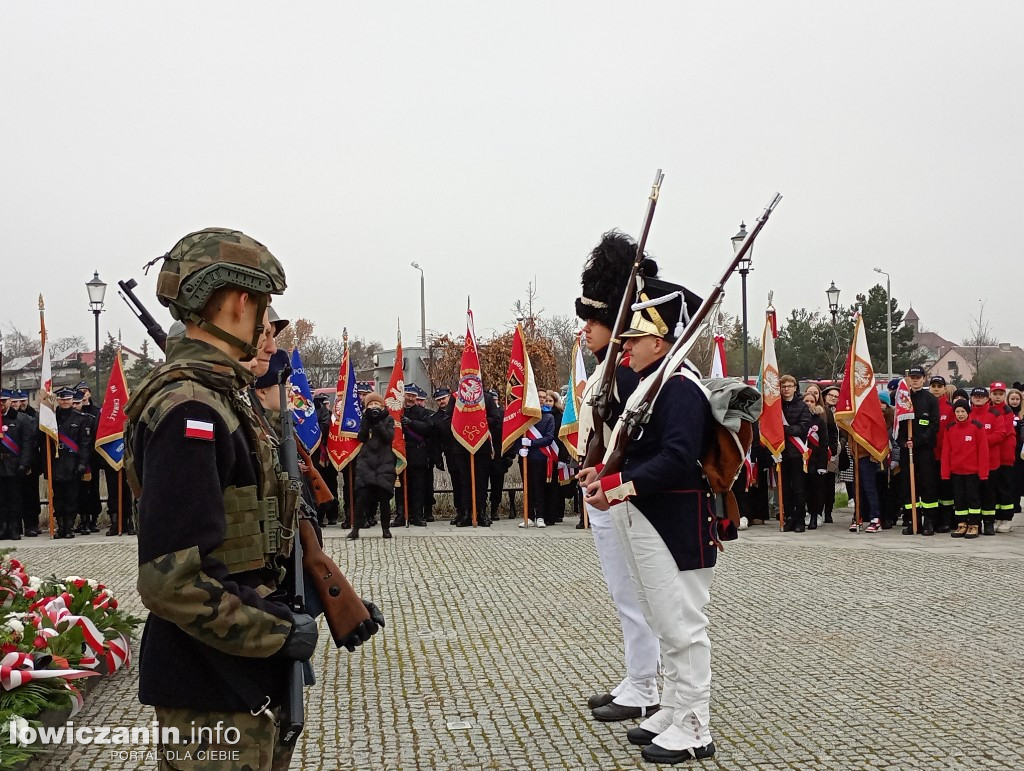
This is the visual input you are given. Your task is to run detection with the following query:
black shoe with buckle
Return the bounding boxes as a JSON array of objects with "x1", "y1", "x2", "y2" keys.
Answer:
[
  {"x1": 587, "y1": 692, "x2": 615, "y2": 710},
  {"x1": 641, "y1": 742, "x2": 716, "y2": 764},
  {"x1": 591, "y1": 702, "x2": 660, "y2": 722}
]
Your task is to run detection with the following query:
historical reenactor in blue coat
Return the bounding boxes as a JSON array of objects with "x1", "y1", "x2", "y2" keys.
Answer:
[{"x1": 583, "y1": 275, "x2": 719, "y2": 764}]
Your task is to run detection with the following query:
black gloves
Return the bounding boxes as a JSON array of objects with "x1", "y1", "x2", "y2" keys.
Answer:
[
  {"x1": 341, "y1": 600, "x2": 385, "y2": 653},
  {"x1": 279, "y1": 613, "x2": 320, "y2": 660}
]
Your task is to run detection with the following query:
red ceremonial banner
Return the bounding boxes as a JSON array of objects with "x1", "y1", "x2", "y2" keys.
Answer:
[
  {"x1": 452, "y1": 309, "x2": 489, "y2": 454},
  {"x1": 500, "y1": 324, "x2": 541, "y2": 454},
  {"x1": 384, "y1": 338, "x2": 407, "y2": 474}
]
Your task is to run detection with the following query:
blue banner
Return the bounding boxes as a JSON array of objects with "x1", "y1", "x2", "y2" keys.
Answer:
[{"x1": 289, "y1": 348, "x2": 322, "y2": 454}]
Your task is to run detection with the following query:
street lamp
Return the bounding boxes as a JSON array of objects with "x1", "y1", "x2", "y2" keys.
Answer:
[
  {"x1": 826, "y1": 282, "x2": 841, "y2": 320},
  {"x1": 85, "y1": 271, "x2": 107, "y2": 397},
  {"x1": 826, "y1": 282, "x2": 842, "y2": 380},
  {"x1": 731, "y1": 222, "x2": 750, "y2": 383},
  {"x1": 873, "y1": 267, "x2": 893, "y2": 377},
  {"x1": 411, "y1": 262, "x2": 426, "y2": 348}
]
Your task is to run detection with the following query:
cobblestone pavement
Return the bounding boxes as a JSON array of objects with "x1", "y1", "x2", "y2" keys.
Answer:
[{"x1": 12, "y1": 513, "x2": 1024, "y2": 770}]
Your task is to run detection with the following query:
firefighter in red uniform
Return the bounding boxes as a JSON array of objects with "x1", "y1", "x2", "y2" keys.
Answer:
[
  {"x1": 988, "y1": 382, "x2": 1017, "y2": 532},
  {"x1": 941, "y1": 397, "x2": 989, "y2": 539},
  {"x1": 969, "y1": 387, "x2": 1005, "y2": 536}
]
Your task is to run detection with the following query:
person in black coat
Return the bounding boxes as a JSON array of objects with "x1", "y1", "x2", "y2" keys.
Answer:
[
  {"x1": 312, "y1": 393, "x2": 340, "y2": 526},
  {"x1": 519, "y1": 405, "x2": 557, "y2": 527},
  {"x1": 392, "y1": 385, "x2": 431, "y2": 527},
  {"x1": 444, "y1": 388, "x2": 501, "y2": 527},
  {"x1": 75, "y1": 383, "x2": 103, "y2": 534},
  {"x1": 897, "y1": 366, "x2": 940, "y2": 535},
  {"x1": 12, "y1": 392, "x2": 43, "y2": 536},
  {"x1": 779, "y1": 375, "x2": 812, "y2": 532},
  {"x1": 1, "y1": 390, "x2": 37, "y2": 540},
  {"x1": 50, "y1": 387, "x2": 92, "y2": 539},
  {"x1": 348, "y1": 393, "x2": 397, "y2": 539},
  {"x1": 802, "y1": 390, "x2": 830, "y2": 529}
]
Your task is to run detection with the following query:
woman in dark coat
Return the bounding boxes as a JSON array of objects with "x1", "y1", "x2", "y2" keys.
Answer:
[{"x1": 348, "y1": 393, "x2": 397, "y2": 539}]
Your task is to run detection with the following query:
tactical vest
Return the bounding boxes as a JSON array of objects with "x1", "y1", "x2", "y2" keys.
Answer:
[{"x1": 125, "y1": 353, "x2": 297, "y2": 575}]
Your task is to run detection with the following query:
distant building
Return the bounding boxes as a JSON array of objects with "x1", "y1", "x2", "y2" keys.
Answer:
[
  {"x1": 906, "y1": 307, "x2": 1024, "y2": 383},
  {"x1": 0, "y1": 342, "x2": 158, "y2": 397}
]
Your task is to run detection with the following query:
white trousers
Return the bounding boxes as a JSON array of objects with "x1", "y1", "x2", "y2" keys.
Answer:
[
  {"x1": 588, "y1": 502, "x2": 660, "y2": 706},
  {"x1": 611, "y1": 502, "x2": 714, "y2": 748}
]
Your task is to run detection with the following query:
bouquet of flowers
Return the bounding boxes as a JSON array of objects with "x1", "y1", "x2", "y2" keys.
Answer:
[{"x1": 0, "y1": 551, "x2": 142, "y2": 766}]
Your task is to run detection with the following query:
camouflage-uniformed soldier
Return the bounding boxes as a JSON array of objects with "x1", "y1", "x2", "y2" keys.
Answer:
[
  {"x1": 125, "y1": 228, "x2": 318, "y2": 770},
  {"x1": 1, "y1": 390, "x2": 37, "y2": 540}
]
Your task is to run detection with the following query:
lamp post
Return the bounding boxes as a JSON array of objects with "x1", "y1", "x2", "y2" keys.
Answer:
[
  {"x1": 411, "y1": 262, "x2": 426, "y2": 348},
  {"x1": 731, "y1": 222, "x2": 750, "y2": 383},
  {"x1": 826, "y1": 282, "x2": 841, "y2": 380},
  {"x1": 85, "y1": 271, "x2": 107, "y2": 397},
  {"x1": 873, "y1": 267, "x2": 893, "y2": 378}
]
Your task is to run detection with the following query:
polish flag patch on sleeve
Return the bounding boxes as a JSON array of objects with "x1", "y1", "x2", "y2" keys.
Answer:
[{"x1": 184, "y1": 419, "x2": 215, "y2": 441}]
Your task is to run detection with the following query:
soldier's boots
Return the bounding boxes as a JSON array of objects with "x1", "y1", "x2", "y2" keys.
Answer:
[{"x1": 6, "y1": 517, "x2": 21, "y2": 541}]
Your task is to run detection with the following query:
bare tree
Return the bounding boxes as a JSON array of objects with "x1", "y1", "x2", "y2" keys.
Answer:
[
  {"x1": 2, "y1": 324, "x2": 41, "y2": 358},
  {"x1": 962, "y1": 300, "x2": 997, "y2": 378}
]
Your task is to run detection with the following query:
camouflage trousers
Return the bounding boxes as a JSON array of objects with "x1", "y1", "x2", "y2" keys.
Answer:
[{"x1": 154, "y1": 706, "x2": 294, "y2": 771}]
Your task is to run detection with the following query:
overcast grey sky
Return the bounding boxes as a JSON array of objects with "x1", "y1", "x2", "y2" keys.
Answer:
[{"x1": 3, "y1": 2, "x2": 1021, "y2": 363}]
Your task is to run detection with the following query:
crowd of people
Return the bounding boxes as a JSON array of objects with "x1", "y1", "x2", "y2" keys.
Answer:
[
  {"x1": 309, "y1": 381, "x2": 582, "y2": 537},
  {"x1": 0, "y1": 382, "x2": 133, "y2": 540},
  {"x1": 737, "y1": 368, "x2": 1023, "y2": 538}
]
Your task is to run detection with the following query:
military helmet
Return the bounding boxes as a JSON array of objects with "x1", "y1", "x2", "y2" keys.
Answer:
[
  {"x1": 156, "y1": 228, "x2": 286, "y2": 318},
  {"x1": 154, "y1": 228, "x2": 286, "y2": 360}
]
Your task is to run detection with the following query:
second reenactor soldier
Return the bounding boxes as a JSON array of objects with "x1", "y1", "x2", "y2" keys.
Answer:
[{"x1": 582, "y1": 275, "x2": 719, "y2": 764}]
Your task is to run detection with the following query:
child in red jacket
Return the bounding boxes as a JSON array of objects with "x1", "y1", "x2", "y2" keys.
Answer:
[{"x1": 941, "y1": 398, "x2": 989, "y2": 539}]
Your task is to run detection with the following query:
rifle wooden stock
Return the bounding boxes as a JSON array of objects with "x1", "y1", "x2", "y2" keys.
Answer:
[
  {"x1": 299, "y1": 518, "x2": 370, "y2": 646},
  {"x1": 583, "y1": 170, "x2": 665, "y2": 466},
  {"x1": 597, "y1": 192, "x2": 783, "y2": 480},
  {"x1": 296, "y1": 441, "x2": 334, "y2": 506}
]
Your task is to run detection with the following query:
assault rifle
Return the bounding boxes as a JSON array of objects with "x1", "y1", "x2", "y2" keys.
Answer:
[
  {"x1": 118, "y1": 279, "x2": 167, "y2": 351},
  {"x1": 582, "y1": 170, "x2": 665, "y2": 469},
  {"x1": 596, "y1": 193, "x2": 783, "y2": 480},
  {"x1": 276, "y1": 367, "x2": 306, "y2": 746}
]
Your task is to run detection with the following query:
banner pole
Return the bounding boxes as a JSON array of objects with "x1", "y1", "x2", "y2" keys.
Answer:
[
  {"x1": 117, "y1": 468, "x2": 124, "y2": 535},
  {"x1": 46, "y1": 436, "x2": 55, "y2": 538},
  {"x1": 522, "y1": 455, "x2": 529, "y2": 528},
  {"x1": 853, "y1": 442, "x2": 862, "y2": 531},
  {"x1": 582, "y1": 483, "x2": 589, "y2": 529},
  {"x1": 776, "y1": 461, "x2": 784, "y2": 531},
  {"x1": 470, "y1": 457, "x2": 478, "y2": 527},
  {"x1": 908, "y1": 421, "x2": 918, "y2": 535},
  {"x1": 348, "y1": 466, "x2": 355, "y2": 529},
  {"x1": 403, "y1": 469, "x2": 410, "y2": 528}
]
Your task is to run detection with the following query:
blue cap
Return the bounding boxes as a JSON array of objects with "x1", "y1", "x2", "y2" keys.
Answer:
[
  {"x1": 253, "y1": 350, "x2": 291, "y2": 390},
  {"x1": 887, "y1": 378, "x2": 901, "y2": 391},
  {"x1": 72, "y1": 390, "x2": 85, "y2": 402},
  {"x1": 75, "y1": 380, "x2": 91, "y2": 392},
  {"x1": 1, "y1": 389, "x2": 12, "y2": 400},
  {"x1": 14, "y1": 390, "x2": 28, "y2": 400},
  {"x1": 356, "y1": 382, "x2": 373, "y2": 394},
  {"x1": 433, "y1": 387, "x2": 451, "y2": 399},
  {"x1": 55, "y1": 387, "x2": 75, "y2": 399}
]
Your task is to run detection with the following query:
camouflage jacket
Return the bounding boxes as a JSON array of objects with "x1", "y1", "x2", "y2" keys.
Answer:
[{"x1": 125, "y1": 337, "x2": 296, "y2": 712}]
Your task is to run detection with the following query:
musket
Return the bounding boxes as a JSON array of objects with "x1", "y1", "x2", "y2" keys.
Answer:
[
  {"x1": 276, "y1": 367, "x2": 306, "y2": 747},
  {"x1": 582, "y1": 169, "x2": 665, "y2": 469},
  {"x1": 597, "y1": 192, "x2": 783, "y2": 479},
  {"x1": 118, "y1": 279, "x2": 167, "y2": 352}
]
